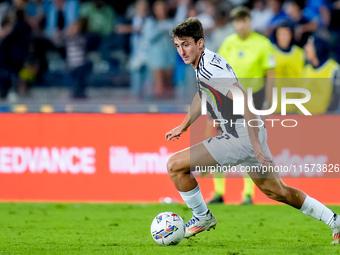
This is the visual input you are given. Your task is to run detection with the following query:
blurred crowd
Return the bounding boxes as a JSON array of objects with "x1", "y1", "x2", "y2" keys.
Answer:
[{"x1": 0, "y1": 0, "x2": 339, "y2": 108}]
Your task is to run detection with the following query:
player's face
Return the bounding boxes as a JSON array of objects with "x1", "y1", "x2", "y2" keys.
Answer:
[
  {"x1": 276, "y1": 27, "x2": 292, "y2": 50},
  {"x1": 174, "y1": 36, "x2": 204, "y2": 68},
  {"x1": 233, "y1": 17, "x2": 251, "y2": 37}
]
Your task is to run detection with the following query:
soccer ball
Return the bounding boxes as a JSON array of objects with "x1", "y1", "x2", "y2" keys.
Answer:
[{"x1": 150, "y1": 212, "x2": 185, "y2": 245}]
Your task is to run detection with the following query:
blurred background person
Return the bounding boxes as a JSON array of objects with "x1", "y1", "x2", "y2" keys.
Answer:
[
  {"x1": 80, "y1": 0, "x2": 115, "y2": 39},
  {"x1": 219, "y1": 6, "x2": 275, "y2": 111},
  {"x1": 1, "y1": 8, "x2": 32, "y2": 99},
  {"x1": 303, "y1": 0, "x2": 331, "y2": 39},
  {"x1": 286, "y1": 0, "x2": 317, "y2": 47},
  {"x1": 25, "y1": 0, "x2": 46, "y2": 35},
  {"x1": 116, "y1": 0, "x2": 150, "y2": 99},
  {"x1": 328, "y1": 0, "x2": 340, "y2": 63},
  {"x1": 216, "y1": 6, "x2": 276, "y2": 205},
  {"x1": 195, "y1": 0, "x2": 215, "y2": 47},
  {"x1": 208, "y1": 7, "x2": 235, "y2": 52},
  {"x1": 45, "y1": 0, "x2": 79, "y2": 56},
  {"x1": 265, "y1": 0, "x2": 290, "y2": 39},
  {"x1": 65, "y1": 17, "x2": 91, "y2": 99},
  {"x1": 142, "y1": 0, "x2": 188, "y2": 99},
  {"x1": 251, "y1": 0, "x2": 274, "y2": 35},
  {"x1": 272, "y1": 21, "x2": 304, "y2": 113},
  {"x1": 0, "y1": 15, "x2": 13, "y2": 99},
  {"x1": 79, "y1": 0, "x2": 116, "y2": 52},
  {"x1": 301, "y1": 36, "x2": 340, "y2": 114},
  {"x1": 25, "y1": 0, "x2": 56, "y2": 89}
]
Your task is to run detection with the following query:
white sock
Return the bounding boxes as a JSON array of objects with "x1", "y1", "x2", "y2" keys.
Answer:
[
  {"x1": 179, "y1": 185, "x2": 209, "y2": 218},
  {"x1": 300, "y1": 195, "x2": 335, "y2": 226}
]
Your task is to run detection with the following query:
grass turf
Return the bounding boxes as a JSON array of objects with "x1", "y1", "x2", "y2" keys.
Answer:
[{"x1": 0, "y1": 203, "x2": 339, "y2": 255}]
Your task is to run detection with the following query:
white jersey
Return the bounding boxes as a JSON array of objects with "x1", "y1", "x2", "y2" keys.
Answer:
[
  {"x1": 196, "y1": 49, "x2": 272, "y2": 168},
  {"x1": 195, "y1": 48, "x2": 245, "y2": 137}
]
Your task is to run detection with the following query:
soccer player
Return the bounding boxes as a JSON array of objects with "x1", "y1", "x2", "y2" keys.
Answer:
[{"x1": 165, "y1": 17, "x2": 340, "y2": 243}]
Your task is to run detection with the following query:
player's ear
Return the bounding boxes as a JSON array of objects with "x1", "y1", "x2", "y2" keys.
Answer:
[{"x1": 197, "y1": 38, "x2": 204, "y2": 49}]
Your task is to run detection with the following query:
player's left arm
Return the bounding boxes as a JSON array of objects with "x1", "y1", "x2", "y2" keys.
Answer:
[{"x1": 228, "y1": 82, "x2": 272, "y2": 165}]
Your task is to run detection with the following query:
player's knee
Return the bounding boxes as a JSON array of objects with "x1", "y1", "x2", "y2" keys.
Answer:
[{"x1": 167, "y1": 155, "x2": 182, "y2": 177}]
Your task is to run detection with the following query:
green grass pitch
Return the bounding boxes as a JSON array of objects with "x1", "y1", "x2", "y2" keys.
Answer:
[{"x1": 0, "y1": 203, "x2": 339, "y2": 254}]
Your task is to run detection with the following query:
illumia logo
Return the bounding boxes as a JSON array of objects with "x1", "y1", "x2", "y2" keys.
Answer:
[{"x1": 201, "y1": 86, "x2": 312, "y2": 116}]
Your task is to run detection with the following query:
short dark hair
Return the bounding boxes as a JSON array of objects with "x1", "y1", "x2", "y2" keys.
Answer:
[
  {"x1": 170, "y1": 17, "x2": 204, "y2": 43},
  {"x1": 230, "y1": 6, "x2": 251, "y2": 20}
]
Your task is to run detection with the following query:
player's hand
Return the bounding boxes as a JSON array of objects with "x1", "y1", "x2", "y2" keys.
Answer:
[
  {"x1": 165, "y1": 126, "x2": 186, "y2": 141},
  {"x1": 253, "y1": 143, "x2": 272, "y2": 166}
]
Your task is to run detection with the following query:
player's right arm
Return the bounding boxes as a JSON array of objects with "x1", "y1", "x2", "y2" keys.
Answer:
[{"x1": 165, "y1": 92, "x2": 201, "y2": 141}]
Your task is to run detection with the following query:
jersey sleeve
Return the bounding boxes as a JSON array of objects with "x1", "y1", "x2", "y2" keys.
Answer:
[{"x1": 202, "y1": 53, "x2": 238, "y2": 96}]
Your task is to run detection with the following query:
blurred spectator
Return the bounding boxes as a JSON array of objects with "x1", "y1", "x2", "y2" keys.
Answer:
[
  {"x1": 272, "y1": 22, "x2": 304, "y2": 77},
  {"x1": 2, "y1": 9, "x2": 32, "y2": 98},
  {"x1": 196, "y1": 1, "x2": 215, "y2": 33},
  {"x1": 208, "y1": 8, "x2": 235, "y2": 52},
  {"x1": 218, "y1": 6, "x2": 275, "y2": 110},
  {"x1": 272, "y1": 22, "x2": 304, "y2": 113},
  {"x1": 301, "y1": 36, "x2": 340, "y2": 113},
  {"x1": 195, "y1": 1, "x2": 217, "y2": 51},
  {"x1": 65, "y1": 17, "x2": 92, "y2": 98},
  {"x1": 229, "y1": 0, "x2": 249, "y2": 7},
  {"x1": 142, "y1": 0, "x2": 188, "y2": 98},
  {"x1": 29, "y1": 33, "x2": 55, "y2": 88},
  {"x1": 45, "y1": 0, "x2": 79, "y2": 50},
  {"x1": 304, "y1": 0, "x2": 330, "y2": 26},
  {"x1": 286, "y1": 0, "x2": 317, "y2": 47},
  {"x1": 187, "y1": 2, "x2": 197, "y2": 17},
  {"x1": 265, "y1": 0, "x2": 290, "y2": 38},
  {"x1": 0, "y1": 15, "x2": 11, "y2": 39},
  {"x1": 218, "y1": 6, "x2": 276, "y2": 205},
  {"x1": 129, "y1": 0, "x2": 149, "y2": 98},
  {"x1": 0, "y1": 0, "x2": 12, "y2": 26},
  {"x1": 24, "y1": 0, "x2": 55, "y2": 88},
  {"x1": 12, "y1": 0, "x2": 43, "y2": 97},
  {"x1": 116, "y1": 0, "x2": 150, "y2": 98},
  {"x1": 0, "y1": 15, "x2": 13, "y2": 98},
  {"x1": 13, "y1": 0, "x2": 29, "y2": 11},
  {"x1": 79, "y1": 0, "x2": 116, "y2": 38},
  {"x1": 18, "y1": 54, "x2": 39, "y2": 96},
  {"x1": 173, "y1": 0, "x2": 196, "y2": 98},
  {"x1": 329, "y1": 0, "x2": 340, "y2": 63},
  {"x1": 251, "y1": 0, "x2": 274, "y2": 34},
  {"x1": 25, "y1": 0, "x2": 46, "y2": 34}
]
